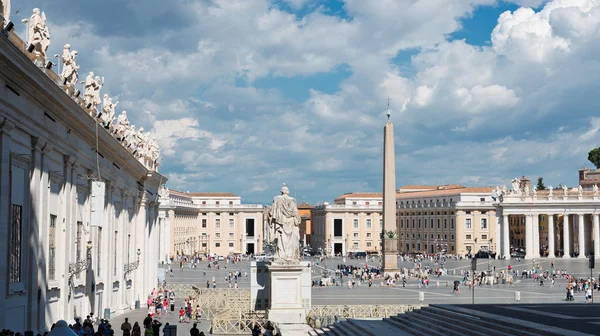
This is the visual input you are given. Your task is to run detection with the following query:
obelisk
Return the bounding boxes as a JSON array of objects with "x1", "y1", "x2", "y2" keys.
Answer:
[{"x1": 382, "y1": 99, "x2": 399, "y2": 276}]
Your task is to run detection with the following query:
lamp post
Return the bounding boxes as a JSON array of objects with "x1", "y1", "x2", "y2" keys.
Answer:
[{"x1": 124, "y1": 248, "x2": 141, "y2": 278}]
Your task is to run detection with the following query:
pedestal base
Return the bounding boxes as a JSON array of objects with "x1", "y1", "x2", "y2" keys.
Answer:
[
  {"x1": 382, "y1": 251, "x2": 399, "y2": 276},
  {"x1": 276, "y1": 323, "x2": 313, "y2": 336},
  {"x1": 267, "y1": 262, "x2": 310, "y2": 325}
]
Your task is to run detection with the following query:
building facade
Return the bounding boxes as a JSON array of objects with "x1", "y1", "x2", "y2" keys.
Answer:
[
  {"x1": 312, "y1": 193, "x2": 384, "y2": 256},
  {"x1": 397, "y1": 185, "x2": 495, "y2": 256},
  {"x1": 158, "y1": 190, "x2": 264, "y2": 258},
  {"x1": 297, "y1": 202, "x2": 313, "y2": 247},
  {"x1": 494, "y1": 178, "x2": 600, "y2": 259},
  {"x1": 0, "y1": 25, "x2": 164, "y2": 332}
]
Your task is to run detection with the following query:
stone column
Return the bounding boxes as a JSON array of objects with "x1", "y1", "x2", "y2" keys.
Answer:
[
  {"x1": 578, "y1": 214, "x2": 586, "y2": 258},
  {"x1": 594, "y1": 214, "x2": 600, "y2": 259},
  {"x1": 495, "y1": 213, "x2": 501, "y2": 259},
  {"x1": 563, "y1": 214, "x2": 570, "y2": 258},
  {"x1": 548, "y1": 215, "x2": 555, "y2": 258},
  {"x1": 532, "y1": 214, "x2": 540, "y2": 258},
  {"x1": 503, "y1": 215, "x2": 510, "y2": 259},
  {"x1": 525, "y1": 215, "x2": 533, "y2": 259}
]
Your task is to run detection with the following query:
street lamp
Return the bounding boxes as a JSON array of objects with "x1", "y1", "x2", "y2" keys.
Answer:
[{"x1": 124, "y1": 248, "x2": 141, "y2": 278}]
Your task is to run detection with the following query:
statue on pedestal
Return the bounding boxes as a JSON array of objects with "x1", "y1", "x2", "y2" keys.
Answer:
[
  {"x1": 61, "y1": 44, "x2": 80, "y2": 96},
  {"x1": 28, "y1": 8, "x2": 50, "y2": 63},
  {"x1": 548, "y1": 186, "x2": 553, "y2": 197},
  {"x1": 101, "y1": 94, "x2": 118, "y2": 128},
  {"x1": 593, "y1": 184, "x2": 598, "y2": 196},
  {"x1": 511, "y1": 178, "x2": 520, "y2": 194},
  {"x1": 92, "y1": 76, "x2": 105, "y2": 112},
  {"x1": 114, "y1": 111, "x2": 130, "y2": 139},
  {"x1": 578, "y1": 185, "x2": 583, "y2": 196},
  {"x1": 562, "y1": 185, "x2": 568, "y2": 196},
  {"x1": 268, "y1": 184, "x2": 301, "y2": 263}
]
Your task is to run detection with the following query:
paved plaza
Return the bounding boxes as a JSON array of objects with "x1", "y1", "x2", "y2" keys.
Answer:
[{"x1": 106, "y1": 257, "x2": 597, "y2": 335}]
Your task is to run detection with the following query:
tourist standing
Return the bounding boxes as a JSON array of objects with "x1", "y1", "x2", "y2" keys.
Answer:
[{"x1": 121, "y1": 318, "x2": 132, "y2": 336}]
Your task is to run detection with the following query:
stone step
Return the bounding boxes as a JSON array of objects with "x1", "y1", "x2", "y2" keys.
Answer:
[
  {"x1": 429, "y1": 305, "x2": 559, "y2": 336},
  {"x1": 346, "y1": 318, "x2": 415, "y2": 336},
  {"x1": 384, "y1": 315, "x2": 445, "y2": 336},
  {"x1": 400, "y1": 311, "x2": 467, "y2": 336},
  {"x1": 416, "y1": 307, "x2": 518, "y2": 336},
  {"x1": 420, "y1": 306, "x2": 540, "y2": 336},
  {"x1": 328, "y1": 322, "x2": 360, "y2": 336}
]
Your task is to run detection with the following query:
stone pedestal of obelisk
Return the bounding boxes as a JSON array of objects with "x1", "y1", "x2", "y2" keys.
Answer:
[{"x1": 382, "y1": 106, "x2": 400, "y2": 276}]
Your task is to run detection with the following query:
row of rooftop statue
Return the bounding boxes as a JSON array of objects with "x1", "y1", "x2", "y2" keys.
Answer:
[{"x1": 6, "y1": 6, "x2": 160, "y2": 171}]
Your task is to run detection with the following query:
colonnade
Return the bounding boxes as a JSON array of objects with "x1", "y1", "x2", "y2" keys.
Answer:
[{"x1": 497, "y1": 213, "x2": 600, "y2": 259}]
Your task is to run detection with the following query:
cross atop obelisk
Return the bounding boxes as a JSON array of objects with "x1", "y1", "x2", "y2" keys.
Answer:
[{"x1": 382, "y1": 98, "x2": 399, "y2": 276}]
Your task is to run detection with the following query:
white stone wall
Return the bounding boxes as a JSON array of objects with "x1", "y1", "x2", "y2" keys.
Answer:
[{"x1": 0, "y1": 34, "x2": 164, "y2": 333}]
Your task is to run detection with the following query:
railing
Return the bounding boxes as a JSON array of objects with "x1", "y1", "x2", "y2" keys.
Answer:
[
  {"x1": 168, "y1": 198, "x2": 264, "y2": 209},
  {"x1": 306, "y1": 304, "x2": 423, "y2": 328},
  {"x1": 211, "y1": 310, "x2": 270, "y2": 335}
]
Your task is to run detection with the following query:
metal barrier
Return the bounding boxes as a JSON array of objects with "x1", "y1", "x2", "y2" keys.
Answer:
[
  {"x1": 211, "y1": 310, "x2": 270, "y2": 335},
  {"x1": 306, "y1": 304, "x2": 423, "y2": 328}
]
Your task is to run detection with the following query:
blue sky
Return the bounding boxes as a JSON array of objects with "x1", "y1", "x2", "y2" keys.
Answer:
[{"x1": 13, "y1": 0, "x2": 600, "y2": 204}]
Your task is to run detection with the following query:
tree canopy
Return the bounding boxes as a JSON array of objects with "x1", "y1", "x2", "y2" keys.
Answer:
[
  {"x1": 536, "y1": 177, "x2": 546, "y2": 190},
  {"x1": 588, "y1": 147, "x2": 600, "y2": 169}
]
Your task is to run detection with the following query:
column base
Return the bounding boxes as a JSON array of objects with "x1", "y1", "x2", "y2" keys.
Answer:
[
  {"x1": 563, "y1": 255, "x2": 571, "y2": 259},
  {"x1": 577, "y1": 255, "x2": 587, "y2": 259},
  {"x1": 547, "y1": 255, "x2": 556, "y2": 258}
]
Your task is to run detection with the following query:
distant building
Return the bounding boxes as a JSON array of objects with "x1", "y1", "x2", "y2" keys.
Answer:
[
  {"x1": 297, "y1": 202, "x2": 313, "y2": 247},
  {"x1": 579, "y1": 167, "x2": 600, "y2": 191},
  {"x1": 396, "y1": 185, "x2": 495, "y2": 256},
  {"x1": 158, "y1": 191, "x2": 264, "y2": 258},
  {"x1": 312, "y1": 193, "x2": 383, "y2": 255}
]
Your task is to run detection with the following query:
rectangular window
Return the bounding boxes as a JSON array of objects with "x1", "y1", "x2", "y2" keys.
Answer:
[
  {"x1": 353, "y1": 242, "x2": 358, "y2": 248},
  {"x1": 229, "y1": 213, "x2": 234, "y2": 216},
  {"x1": 215, "y1": 233, "x2": 221, "y2": 238},
  {"x1": 430, "y1": 218, "x2": 433, "y2": 229},
  {"x1": 412, "y1": 219, "x2": 415, "y2": 229},
  {"x1": 334, "y1": 219, "x2": 343, "y2": 237},
  {"x1": 418, "y1": 219, "x2": 421, "y2": 229},
  {"x1": 400, "y1": 219, "x2": 404, "y2": 228},
  {"x1": 366, "y1": 219, "x2": 372, "y2": 228},
  {"x1": 215, "y1": 242, "x2": 221, "y2": 247},
  {"x1": 466, "y1": 234, "x2": 472, "y2": 240},
  {"x1": 444, "y1": 219, "x2": 447, "y2": 229},
  {"x1": 202, "y1": 219, "x2": 207, "y2": 228},
  {"x1": 451, "y1": 218, "x2": 454, "y2": 230},
  {"x1": 379, "y1": 218, "x2": 382, "y2": 228},
  {"x1": 353, "y1": 232, "x2": 359, "y2": 238},
  {"x1": 353, "y1": 219, "x2": 359, "y2": 229},
  {"x1": 465, "y1": 218, "x2": 472, "y2": 229},
  {"x1": 97, "y1": 228, "x2": 102, "y2": 274},
  {"x1": 49, "y1": 215, "x2": 57, "y2": 281},
  {"x1": 246, "y1": 218, "x2": 255, "y2": 236},
  {"x1": 229, "y1": 242, "x2": 234, "y2": 248},
  {"x1": 216, "y1": 201, "x2": 220, "y2": 205},
  {"x1": 437, "y1": 218, "x2": 440, "y2": 229},
  {"x1": 215, "y1": 218, "x2": 221, "y2": 229},
  {"x1": 367, "y1": 233, "x2": 372, "y2": 238},
  {"x1": 482, "y1": 234, "x2": 488, "y2": 240},
  {"x1": 481, "y1": 218, "x2": 488, "y2": 229},
  {"x1": 229, "y1": 218, "x2": 234, "y2": 229},
  {"x1": 9, "y1": 204, "x2": 23, "y2": 283},
  {"x1": 366, "y1": 242, "x2": 372, "y2": 247},
  {"x1": 113, "y1": 231, "x2": 118, "y2": 276},
  {"x1": 229, "y1": 232, "x2": 234, "y2": 239},
  {"x1": 202, "y1": 242, "x2": 207, "y2": 248}
]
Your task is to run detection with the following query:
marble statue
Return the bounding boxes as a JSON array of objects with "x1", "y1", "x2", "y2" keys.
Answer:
[
  {"x1": 511, "y1": 178, "x2": 520, "y2": 194},
  {"x1": 84, "y1": 72, "x2": 95, "y2": 107},
  {"x1": 263, "y1": 205, "x2": 274, "y2": 246},
  {"x1": 114, "y1": 111, "x2": 130, "y2": 139},
  {"x1": 593, "y1": 184, "x2": 598, "y2": 195},
  {"x1": 123, "y1": 125, "x2": 137, "y2": 149},
  {"x1": 578, "y1": 185, "x2": 583, "y2": 196},
  {"x1": 101, "y1": 94, "x2": 118, "y2": 128},
  {"x1": 562, "y1": 185, "x2": 568, "y2": 196},
  {"x1": 92, "y1": 76, "x2": 105, "y2": 111},
  {"x1": 268, "y1": 184, "x2": 301, "y2": 263},
  {"x1": 61, "y1": 45, "x2": 80, "y2": 95},
  {"x1": 1, "y1": 0, "x2": 10, "y2": 21},
  {"x1": 28, "y1": 8, "x2": 50, "y2": 61},
  {"x1": 548, "y1": 186, "x2": 553, "y2": 197},
  {"x1": 524, "y1": 184, "x2": 530, "y2": 196},
  {"x1": 532, "y1": 185, "x2": 537, "y2": 196},
  {"x1": 158, "y1": 185, "x2": 169, "y2": 199},
  {"x1": 501, "y1": 185, "x2": 508, "y2": 194}
]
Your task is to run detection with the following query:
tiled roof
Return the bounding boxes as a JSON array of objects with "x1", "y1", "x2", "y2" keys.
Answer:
[
  {"x1": 334, "y1": 192, "x2": 383, "y2": 200},
  {"x1": 297, "y1": 202, "x2": 314, "y2": 208},
  {"x1": 396, "y1": 187, "x2": 493, "y2": 198},
  {"x1": 170, "y1": 190, "x2": 239, "y2": 197},
  {"x1": 398, "y1": 184, "x2": 465, "y2": 191}
]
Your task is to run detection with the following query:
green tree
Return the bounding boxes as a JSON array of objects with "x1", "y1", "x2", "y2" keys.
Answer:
[
  {"x1": 588, "y1": 147, "x2": 600, "y2": 168},
  {"x1": 536, "y1": 177, "x2": 546, "y2": 190}
]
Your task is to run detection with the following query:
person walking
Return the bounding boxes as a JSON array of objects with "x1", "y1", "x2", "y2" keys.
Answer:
[
  {"x1": 121, "y1": 318, "x2": 132, "y2": 336},
  {"x1": 189, "y1": 323, "x2": 200, "y2": 336}
]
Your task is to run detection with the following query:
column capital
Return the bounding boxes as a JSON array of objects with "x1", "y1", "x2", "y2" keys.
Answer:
[{"x1": 0, "y1": 117, "x2": 15, "y2": 134}]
